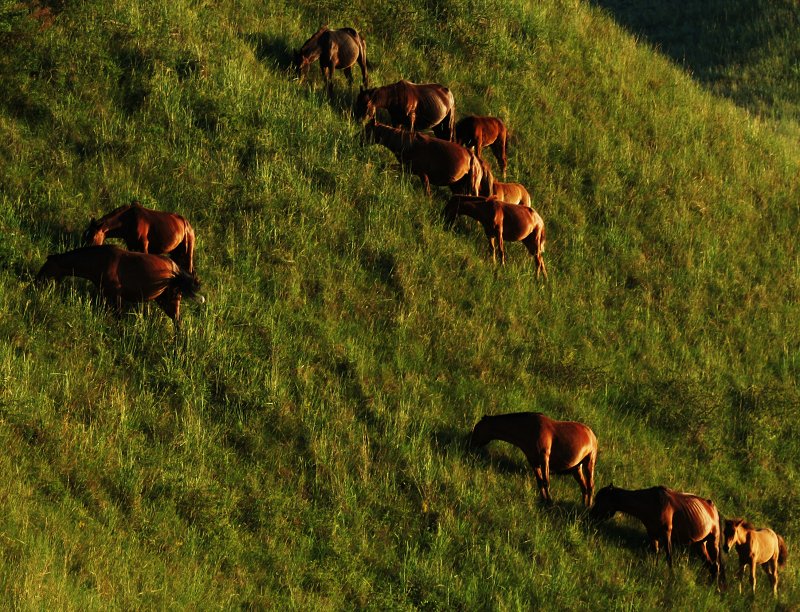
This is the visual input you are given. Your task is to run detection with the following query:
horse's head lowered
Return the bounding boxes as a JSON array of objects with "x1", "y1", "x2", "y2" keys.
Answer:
[
  {"x1": 589, "y1": 484, "x2": 618, "y2": 521},
  {"x1": 355, "y1": 88, "x2": 377, "y2": 122},
  {"x1": 82, "y1": 217, "x2": 105, "y2": 246},
  {"x1": 469, "y1": 416, "x2": 492, "y2": 448},
  {"x1": 174, "y1": 270, "x2": 205, "y2": 304}
]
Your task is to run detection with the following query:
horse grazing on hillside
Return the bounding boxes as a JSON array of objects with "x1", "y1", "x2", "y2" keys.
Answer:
[
  {"x1": 455, "y1": 115, "x2": 508, "y2": 177},
  {"x1": 364, "y1": 121, "x2": 481, "y2": 196},
  {"x1": 37, "y1": 245, "x2": 204, "y2": 326},
  {"x1": 591, "y1": 484, "x2": 725, "y2": 585},
  {"x1": 470, "y1": 412, "x2": 597, "y2": 507},
  {"x1": 83, "y1": 201, "x2": 196, "y2": 273},
  {"x1": 477, "y1": 158, "x2": 531, "y2": 207},
  {"x1": 724, "y1": 518, "x2": 788, "y2": 596},
  {"x1": 356, "y1": 80, "x2": 456, "y2": 140},
  {"x1": 444, "y1": 195, "x2": 547, "y2": 278},
  {"x1": 293, "y1": 25, "x2": 368, "y2": 95}
]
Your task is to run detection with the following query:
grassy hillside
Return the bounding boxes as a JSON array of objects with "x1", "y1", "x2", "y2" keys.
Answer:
[{"x1": 1, "y1": 0, "x2": 799, "y2": 608}]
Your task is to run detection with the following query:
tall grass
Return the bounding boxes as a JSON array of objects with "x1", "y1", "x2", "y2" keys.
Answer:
[{"x1": 0, "y1": 0, "x2": 798, "y2": 607}]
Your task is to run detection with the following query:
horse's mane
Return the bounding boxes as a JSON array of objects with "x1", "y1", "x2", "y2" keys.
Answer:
[
  {"x1": 299, "y1": 25, "x2": 329, "y2": 54},
  {"x1": 96, "y1": 203, "x2": 134, "y2": 223}
]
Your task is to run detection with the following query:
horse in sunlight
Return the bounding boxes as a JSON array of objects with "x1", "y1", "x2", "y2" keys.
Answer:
[
  {"x1": 723, "y1": 518, "x2": 788, "y2": 596},
  {"x1": 444, "y1": 195, "x2": 547, "y2": 278},
  {"x1": 364, "y1": 121, "x2": 481, "y2": 196},
  {"x1": 591, "y1": 484, "x2": 726, "y2": 586},
  {"x1": 478, "y1": 157, "x2": 531, "y2": 207},
  {"x1": 356, "y1": 80, "x2": 456, "y2": 140},
  {"x1": 293, "y1": 25, "x2": 368, "y2": 96},
  {"x1": 455, "y1": 115, "x2": 508, "y2": 177},
  {"x1": 37, "y1": 245, "x2": 204, "y2": 327},
  {"x1": 83, "y1": 200, "x2": 196, "y2": 273},
  {"x1": 470, "y1": 412, "x2": 597, "y2": 506}
]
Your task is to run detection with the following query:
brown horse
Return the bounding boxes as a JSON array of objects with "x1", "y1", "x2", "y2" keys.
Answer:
[
  {"x1": 455, "y1": 115, "x2": 508, "y2": 177},
  {"x1": 37, "y1": 245, "x2": 204, "y2": 325},
  {"x1": 356, "y1": 80, "x2": 456, "y2": 141},
  {"x1": 444, "y1": 195, "x2": 547, "y2": 277},
  {"x1": 723, "y1": 518, "x2": 788, "y2": 596},
  {"x1": 294, "y1": 25, "x2": 368, "y2": 95},
  {"x1": 590, "y1": 484, "x2": 725, "y2": 585},
  {"x1": 470, "y1": 412, "x2": 597, "y2": 507},
  {"x1": 364, "y1": 121, "x2": 481, "y2": 196},
  {"x1": 478, "y1": 158, "x2": 531, "y2": 207},
  {"x1": 83, "y1": 201, "x2": 195, "y2": 273}
]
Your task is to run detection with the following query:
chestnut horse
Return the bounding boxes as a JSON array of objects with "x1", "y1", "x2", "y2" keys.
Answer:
[
  {"x1": 455, "y1": 115, "x2": 508, "y2": 177},
  {"x1": 37, "y1": 245, "x2": 204, "y2": 325},
  {"x1": 470, "y1": 412, "x2": 597, "y2": 507},
  {"x1": 364, "y1": 121, "x2": 481, "y2": 196},
  {"x1": 723, "y1": 518, "x2": 788, "y2": 596},
  {"x1": 83, "y1": 201, "x2": 195, "y2": 273},
  {"x1": 444, "y1": 195, "x2": 547, "y2": 278},
  {"x1": 356, "y1": 80, "x2": 456, "y2": 141},
  {"x1": 591, "y1": 484, "x2": 725, "y2": 585},
  {"x1": 294, "y1": 25, "x2": 368, "y2": 95},
  {"x1": 478, "y1": 158, "x2": 531, "y2": 207}
]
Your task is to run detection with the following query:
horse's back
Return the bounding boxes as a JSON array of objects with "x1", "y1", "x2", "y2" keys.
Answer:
[
  {"x1": 401, "y1": 81, "x2": 453, "y2": 128},
  {"x1": 667, "y1": 490, "x2": 720, "y2": 543}
]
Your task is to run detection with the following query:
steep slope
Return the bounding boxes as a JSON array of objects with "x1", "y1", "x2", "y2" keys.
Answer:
[{"x1": 0, "y1": 0, "x2": 798, "y2": 607}]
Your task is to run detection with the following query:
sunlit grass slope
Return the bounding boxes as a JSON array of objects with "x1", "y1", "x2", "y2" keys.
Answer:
[{"x1": 1, "y1": 0, "x2": 799, "y2": 608}]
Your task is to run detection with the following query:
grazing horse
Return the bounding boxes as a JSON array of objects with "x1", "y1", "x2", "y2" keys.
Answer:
[
  {"x1": 723, "y1": 518, "x2": 788, "y2": 596},
  {"x1": 293, "y1": 25, "x2": 368, "y2": 95},
  {"x1": 590, "y1": 484, "x2": 725, "y2": 585},
  {"x1": 444, "y1": 195, "x2": 547, "y2": 278},
  {"x1": 364, "y1": 121, "x2": 481, "y2": 196},
  {"x1": 478, "y1": 158, "x2": 531, "y2": 207},
  {"x1": 470, "y1": 412, "x2": 597, "y2": 507},
  {"x1": 83, "y1": 201, "x2": 196, "y2": 273},
  {"x1": 455, "y1": 115, "x2": 508, "y2": 177},
  {"x1": 37, "y1": 245, "x2": 204, "y2": 325},
  {"x1": 356, "y1": 80, "x2": 456, "y2": 141}
]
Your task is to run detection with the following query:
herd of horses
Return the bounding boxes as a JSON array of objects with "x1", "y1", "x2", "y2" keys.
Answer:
[
  {"x1": 32, "y1": 22, "x2": 788, "y2": 597},
  {"x1": 293, "y1": 24, "x2": 788, "y2": 596},
  {"x1": 470, "y1": 412, "x2": 788, "y2": 595}
]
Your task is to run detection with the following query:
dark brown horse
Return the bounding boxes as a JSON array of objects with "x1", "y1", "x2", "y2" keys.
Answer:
[
  {"x1": 455, "y1": 115, "x2": 508, "y2": 177},
  {"x1": 478, "y1": 158, "x2": 531, "y2": 207},
  {"x1": 356, "y1": 80, "x2": 456, "y2": 140},
  {"x1": 294, "y1": 25, "x2": 368, "y2": 95},
  {"x1": 444, "y1": 195, "x2": 547, "y2": 277},
  {"x1": 591, "y1": 484, "x2": 725, "y2": 585},
  {"x1": 37, "y1": 245, "x2": 204, "y2": 325},
  {"x1": 724, "y1": 518, "x2": 788, "y2": 596},
  {"x1": 470, "y1": 412, "x2": 597, "y2": 506},
  {"x1": 364, "y1": 121, "x2": 481, "y2": 196},
  {"x1": 83, "y1": 201, "x2": 195, "y2": 273}
]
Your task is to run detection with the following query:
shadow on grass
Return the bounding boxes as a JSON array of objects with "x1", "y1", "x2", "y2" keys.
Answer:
[
  {"x1": 242, "y1": 32, "x2": 295, "y2": 72},
  {"x1": 587, "y1": 0, "x2": 800, "y2": 115}
]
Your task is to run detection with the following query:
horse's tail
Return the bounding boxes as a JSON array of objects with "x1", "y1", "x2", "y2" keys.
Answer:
[
  {"x1": 713, "y1": 505, "x2": 727, "y2": 587},
  {"x1": 469, "y1": 150, "x2": 482, "y2": 197},
  {"x1": 446, "y1": 97, "x2": 456, "y2": 142},
  {"x1": 778, "y1": 534, "x2": 788, "y2": 567},
  {"x1": 181, "y1": 219, "x2": 196, "y2": 274}
]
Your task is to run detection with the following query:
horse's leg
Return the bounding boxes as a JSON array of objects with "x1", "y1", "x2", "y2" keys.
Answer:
[
  {"x1": 750, "y1": 555, "x2": 757, "y2": 593},
  {"x1": 570, "y1": 466, "x2": 589, "y2": 507},
  {"x1": 664, "y1": 527, "x2": 674, "y2": 568},
  {"x1": 343, "y1": 66, "x2": 353, "y2": 88},
  {"x1": 419, "y1": 174, "x2": 431, "y2": 197},
  {"x1": 585, "y1": 452, "x2": 596, "y2": 507},
  {"x1": 770, "y1": 560, "x2": 779, "y2": 597}
]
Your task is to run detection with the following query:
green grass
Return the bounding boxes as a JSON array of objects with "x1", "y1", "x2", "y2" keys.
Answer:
[{"x1": 1, "y1": 0, "x2": 799, "y2": 607}]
